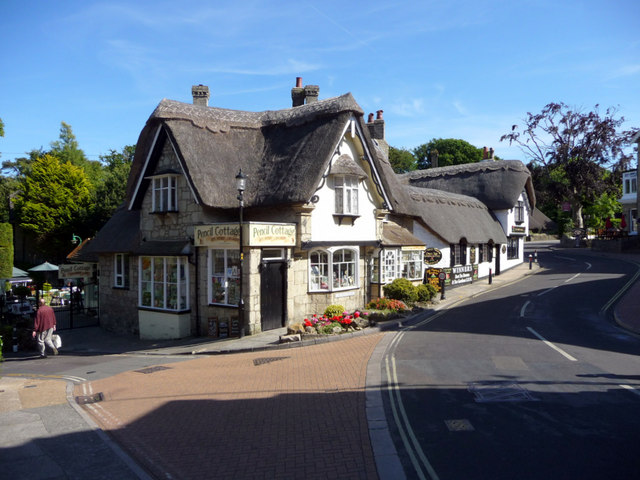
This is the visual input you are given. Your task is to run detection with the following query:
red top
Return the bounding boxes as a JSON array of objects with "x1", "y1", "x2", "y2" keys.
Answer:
[{"x1": 34, "y1": 305, "x2": 56, "y2": 332}]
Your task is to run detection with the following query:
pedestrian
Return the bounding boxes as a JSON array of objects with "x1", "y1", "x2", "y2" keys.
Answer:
[{"x1": 32, "y1": 298, "x2": 58, "y2": 358}]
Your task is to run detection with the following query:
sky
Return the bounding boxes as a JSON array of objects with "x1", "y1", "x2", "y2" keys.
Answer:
[{"x1": 1, "y1": 0, "x2": 639, "y2": 166}]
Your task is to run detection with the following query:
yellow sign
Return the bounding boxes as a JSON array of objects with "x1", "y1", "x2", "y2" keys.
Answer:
[{"x1": 194, "y1": 223, "x2": 296, "y2": 248}]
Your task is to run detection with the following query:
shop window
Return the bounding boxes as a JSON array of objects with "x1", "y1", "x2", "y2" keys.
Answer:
[
  {"x1": 515, "y1": 200, "x2": 525, "y2": 224},
  {"x1": 152, "y1": 175, "x2": 178, "y2": 212},
  {"x1": 450, "y1": 240, "x2": 467, "y2": 266},
  {"x1": 309, "y1": 247, "x2": 359, "y2": 292},
  {"x1": 114, "y1": 253, "x2": 129, "y2": 288},
  {"x1": 208, "y1": 249, "x2": 240, "y2": 305},
  {"x1": 507, "y1": 237, "x2": 519, "y2": 260},
  {"x1": 401, "y1": 250, "x2": 423, "y2": 280},
  {"x1": 334, "y1": 176, "x2": 359, "y2": 215},
  {"x1": 139, "y1": 256, "x2": 189, "y2": 311}
]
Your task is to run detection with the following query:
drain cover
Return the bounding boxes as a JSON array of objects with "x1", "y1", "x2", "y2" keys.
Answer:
[
  {"x1": 76, "y1": 392, "x2": 104, "y2": 405},
  {"x1": 468, "y1": 382, "x2": 536, "y2": 402},
  {"x1": 135, "y1": 366, "x2": 172, "y2": 374},
  {"x1": 445, "y1": 419, "x2": 474, "y2": 431},
  {"x1": 253, "y1": 356, "x2": 289, "y2": 366}
]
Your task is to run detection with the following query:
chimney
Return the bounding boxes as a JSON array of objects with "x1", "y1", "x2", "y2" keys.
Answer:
[
  {"x1": 304, "y1": 84, "x2": 319, "y2": 103},
  {"x1": 482, "y1": 146, "x2": 489, "y2": 160},
  {"x1": 367, "y1": 109, "x2": 388, "y2": 158},
  {"x1": 430, "y1": 149, "x2": 439, "y2": 168},
  {"x1": 489, "y1": 147, "x2": 494, "y2": 160},
  {"x1": 291, "y1": 77, "x2": 305, "y2": 107},
  {"x1": 192, "y1": 84, "x2": 210, "y2": 107}
]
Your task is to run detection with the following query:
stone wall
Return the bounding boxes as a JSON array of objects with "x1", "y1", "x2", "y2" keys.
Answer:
[{"x1": 98, "y1": 254, "x2": 139, "y2": 334}]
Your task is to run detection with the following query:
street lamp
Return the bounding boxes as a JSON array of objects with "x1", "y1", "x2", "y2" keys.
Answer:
[{"x1": 236, "y1": 169, "x2": 247, "y2": 338}]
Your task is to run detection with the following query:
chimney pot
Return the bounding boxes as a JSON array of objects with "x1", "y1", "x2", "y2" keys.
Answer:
[
  {"x1": 368, "y1": 113, "x2": 374, "y2": 123},
  {"x1": 291, "y1": 77, "x2": 305, "y2": 107},
  {"x1": 192, "y1": 84, "x2": 210, "y2": 107},
  {"x1": 489, "y1": 147, "x2": 494, "y2": 159},
  {"x1": 376, "y1": 109, "x2": 384, "y2": 120},
  {"x1": 482, "y1": 146, "x2": 488, "y2": 160},
  {"x1": 296, "y1": 77, "x2": 303, "y2": 88}
]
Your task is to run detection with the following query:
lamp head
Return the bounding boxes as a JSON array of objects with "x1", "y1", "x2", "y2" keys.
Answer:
[{"x1": 235, "y1": 169, "x2": 247, "y2": 193}]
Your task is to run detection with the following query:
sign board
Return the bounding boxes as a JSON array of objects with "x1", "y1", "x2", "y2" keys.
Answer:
[
  {"x1": 425, "y1": 267, "x2": 443, "y2": 292},
  {"x1": 194, "y1": 222, "x2": 296, "y2": 248},
  {"x1": 424, "y1": 248, "x2": 443, "y2": 265},
  {"x1": 447, "y1": 264, "x2": 479, "y2": 286},
  {"x1": 59, "y1": 263, "x2": 94, "y2": 279},
  {"x1": 511, "y1": 226, "x2": 526, "y2": 235}
]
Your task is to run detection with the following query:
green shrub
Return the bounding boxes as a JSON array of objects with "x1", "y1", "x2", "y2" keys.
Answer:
[
  {"x1": 383, "y1": 278, "x2": 418, "y2": 303},
  {"x1": 0, "y1": 324, "x2": 13, "y2": 357},
  {"x1": 324, "y1": 304, "x2": 346, "y2": 318},
  {"x1": 416, "y1": 283, "x2": 437, "y2": 302}
]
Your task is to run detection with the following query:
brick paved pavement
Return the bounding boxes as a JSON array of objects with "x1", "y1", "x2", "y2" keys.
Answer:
[{"x1": 75, "y1": 333, "x2": 386, "y2": 480}]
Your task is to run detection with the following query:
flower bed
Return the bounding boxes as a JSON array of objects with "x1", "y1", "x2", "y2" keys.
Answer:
[{"x1": 302, "y1": 310, "x2": 369, "y2": 335}]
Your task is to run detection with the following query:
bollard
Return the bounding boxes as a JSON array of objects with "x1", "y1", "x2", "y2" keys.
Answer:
[
  {"x1": 529, "y1": 254, "x2": 533, "y2": 270},
  {"x1": 534, "y1": 250, "x2": 538, "y2": 263},
  {"x1": 488, "y1": 268, "x2": 493, "y2": 285},
  {"x1": 12, "y1": 326, "x2": 18, "y2": 352},
  {"x1": 440, "y1": 279, "x2": 446, "y2": 300}
]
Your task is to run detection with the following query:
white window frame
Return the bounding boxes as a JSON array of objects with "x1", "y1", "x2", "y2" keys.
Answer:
[
  {"x1": 308, "y1": 247, "x2": 359, "y2": 292},
  {"x1": 401, "y1": 250, "x2": 423, "y2": 281},
  {"x1": 152, "y1": 175, "x2": 178, "y2": 212},
  {"x1": 139, "y1": 256, "x2": 189, "y2": 311},
  {"x1": 382, "y1": 249, "x2": 400, "y2": 284},
  {"x1": 334, "y1": 175, "x2": 359, "y2": 215},
  {"x1": 208, "y1": 249, "x2": 240, "y2": 306},
  {"x1": 114, "y1": 253, "x2": 128, "y2": 288}
]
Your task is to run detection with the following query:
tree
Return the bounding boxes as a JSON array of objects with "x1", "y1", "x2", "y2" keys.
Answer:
[
  {"x1": 388, "y1": 146, "x2": 416, "y2": 173},
  {"x1": 412, "y1": 138, "x2": 483, "y2": 170},
  {"x1": 14, "y1": 154, "x2": 91, "y2": 258},
  {"x1": 50, "y1": 122, "x2": 103, "y2": 187},
  {"x1": 0, "y1": 223, "x2": 12, "y2": 278},
  {"x1": 501, "y1": 102, "x2": 637, "y2": 228}
]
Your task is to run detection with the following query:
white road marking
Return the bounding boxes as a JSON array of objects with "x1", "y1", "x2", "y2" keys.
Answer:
[
  {"x1": 564, "y1": 273, "x2": 581, "y2": 283},
  {"x1": 620, "y1": 384, "x2": 640, "y2": 397},
  {"x1": 520, "y1": 301, "x2": 530, "y2": 318},
  {"x1": 537, "y1": 287, "x2": 557, "y2": 297},
  {"x1": 526, "y1": 327, "x2": 578, "y2": 362}
]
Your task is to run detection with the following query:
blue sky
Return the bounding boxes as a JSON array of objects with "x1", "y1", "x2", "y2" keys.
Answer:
[{"x1": 1, "y1": 0, "x2": 639, "y2": 165}]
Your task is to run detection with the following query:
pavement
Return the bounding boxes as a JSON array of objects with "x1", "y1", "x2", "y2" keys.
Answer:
[{"x1": 1, "y1": 243, "x2": 639, "y2": 479}]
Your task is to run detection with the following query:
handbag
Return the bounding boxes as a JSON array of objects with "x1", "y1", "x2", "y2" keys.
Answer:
[{"x1": 52, "y1": 334, "x2": 62, "y2": 349}]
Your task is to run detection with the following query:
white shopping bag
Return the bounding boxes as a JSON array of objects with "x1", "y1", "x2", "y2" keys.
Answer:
[{"x1": 52, "y1": 334, "x2": 62, "y2": 349}]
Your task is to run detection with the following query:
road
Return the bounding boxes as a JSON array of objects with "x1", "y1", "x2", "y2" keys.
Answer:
[{"x1": 384, "y1": 245, "x2": 640, "y2": 480}]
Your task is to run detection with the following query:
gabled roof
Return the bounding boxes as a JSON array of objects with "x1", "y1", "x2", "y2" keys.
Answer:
[
  {"x1": 398, "y1": 160, "x2": 535, "y2": 210},
  {"x1": 396, "y1": 187, "x2": 508, "y2": 245},
  {"x1": 127, "y1": 94, "x2": 406, "y2": 212},
  {"x1": 79, "y1": 205, "x2": 141, "y2": 256}
]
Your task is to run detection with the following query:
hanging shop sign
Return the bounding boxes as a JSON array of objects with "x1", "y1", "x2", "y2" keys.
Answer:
[
  {"x1": 423, "y1": 247, "x2": 443, "y2": 265},
  {"x1": 194, "y1": 223, "x2": 296, "y2": 248},
  {"x1": 511, "y1": 226, "x2": 527, "y2": 235},
  {"x1": 59, "y1": 263, "x2": 94, "y2": 279}
]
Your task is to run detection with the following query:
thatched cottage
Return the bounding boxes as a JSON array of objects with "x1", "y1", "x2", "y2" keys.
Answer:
[{"x1": 80, "y1": 80, "x2": 534, "y2": 339}]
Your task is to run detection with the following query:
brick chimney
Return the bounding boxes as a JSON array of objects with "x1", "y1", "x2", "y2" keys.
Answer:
[
  {"x1": 367, "y1": 110, "x2": 388, "y2": 158},
  {"x1": 291, "y1": 77, "x2": 305, "y2": 107},
  {"x1": 482, "y1": 146, "x2": 489, "y2": 160},
  {"x1": 192, "y1": 84, "x2": 210, "y2": 106}
]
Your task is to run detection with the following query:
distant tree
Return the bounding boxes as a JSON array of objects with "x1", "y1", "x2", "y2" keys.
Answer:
[
  {"x1": 501, "y1": 102, "x2": 637, "y2": 228},
  {"x1": 50, "y1": 122, "x2": 103, "y2": 188},
  {"x1": 87, "y1": 145, "x2": 135, "y2": 233},
  {"x1": 388, "y1": 146, "x2": 417, "y2": 173},
  {"x1": 14, "y1": 154, "x2": 91, "y2": 258},
  {"x1": 0, "y1": 117, "x2": 4, "y2": 137},
  {"x1": 412, "y1": 138, "x2": 483, "y2": 170}
]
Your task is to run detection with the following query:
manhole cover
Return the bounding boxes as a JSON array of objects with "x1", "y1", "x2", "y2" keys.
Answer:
[
  {"x1": 445, "y1": 419, "x2": 474, "y2": 431},
  {"x1": 76, "y1": 392, "x2": 104, "y2": 405},
  {"x1": 468, "y1": 382, "x2": 536, "y2": 402},
  {"x1": 135, "y1": 366, "x2": 172, "y2": 374},
  {"x1": 253, "y1": 356, "x2": 289, "y2": 366}
]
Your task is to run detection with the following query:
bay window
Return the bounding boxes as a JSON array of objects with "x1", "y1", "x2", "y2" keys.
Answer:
[
  {"x1": 209, "y1": 249, "x2": 240, "y2": 305},
  {"x1": 401, "y1": 250, "x2": 423, "y2": 280},
  {"x1": 139, "y1": 256, "x2": 189, "y2": 311},
  {"x1": 309, "y1": 247, "x2": 359, "y2": 292}
]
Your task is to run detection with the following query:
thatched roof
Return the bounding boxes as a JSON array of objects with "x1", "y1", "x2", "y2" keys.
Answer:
[
  {"x1": 397, "y1": 187, "x2": 508, "y2": 244},
  {"x1": 381, "y1": 223, "x2": 425, "y2": 247},
  {"x1": 127, "y1": 94, "x2": 406, "y2": 212},
  {"x1": 398, "y1": 160, "x2": 535, "y2": 210}
]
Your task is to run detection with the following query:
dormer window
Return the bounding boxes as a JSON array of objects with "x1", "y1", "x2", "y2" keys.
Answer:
[
  {"x1": 515, "y1": 200, "x2": 525, "y2": 224},
  {"x1": 152, "y1": 175, "x2": 178, "y2": 213},
  {"x1": 335, "y1": 176, "x2": 359, "y2": 215}
]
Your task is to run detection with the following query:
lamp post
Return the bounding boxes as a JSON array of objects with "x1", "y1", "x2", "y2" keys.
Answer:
[{"x1": 236, "y1": 169, "x2": 247, "y2": 338}]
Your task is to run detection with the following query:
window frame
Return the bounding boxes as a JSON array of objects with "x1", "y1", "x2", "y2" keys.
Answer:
[
  {"x1": 515, "y1": 200, "x2": 525, "y2": 224},
  {"x1": 151, "y1": 174, "x2": 179, "y2": 213},
  {"x1": 114, "y1": 253, "x2": 129, "y2": 288},
  {"x1": 334, "y1": 175, "x2": 359, "y2": 215},
  {"x1": 507, "y1": 237, "x2": 519, "y2": 260},
  {"x1": 208, "y1": 249, "x2": 240, "y2": 306},
  {"x1": 401, "y1": 250, "x2": 423, "y2": 281},
  {"x1": 139, "y1": 256, "x2": 189, "y2": 311},
  {"x1": 308, "y1": 247, "x2": 359, "y2": 292}
]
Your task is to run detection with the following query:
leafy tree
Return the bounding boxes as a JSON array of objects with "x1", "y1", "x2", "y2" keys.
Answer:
[
  {"x1": 388, "y1": 146, "x2": 416, "y2": 173},
  {"x1": 501, "y1": 102, "x2": 637, "y2": 228},
  {"x1": 14, "y1": 154, "x2": 91, "y2": 258},
  {"x1": 50, "y1": 122, "x2": 103, "y2": 188},
  {"x1": 0, "y1": 117, "x2": 4, "y2": 137},
  {"x1": 412, "y1": 138, "x2": 483, "y2": 170},
  {"x1": 0, "y1": 223, "x2": 12, "y2": 278}
]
